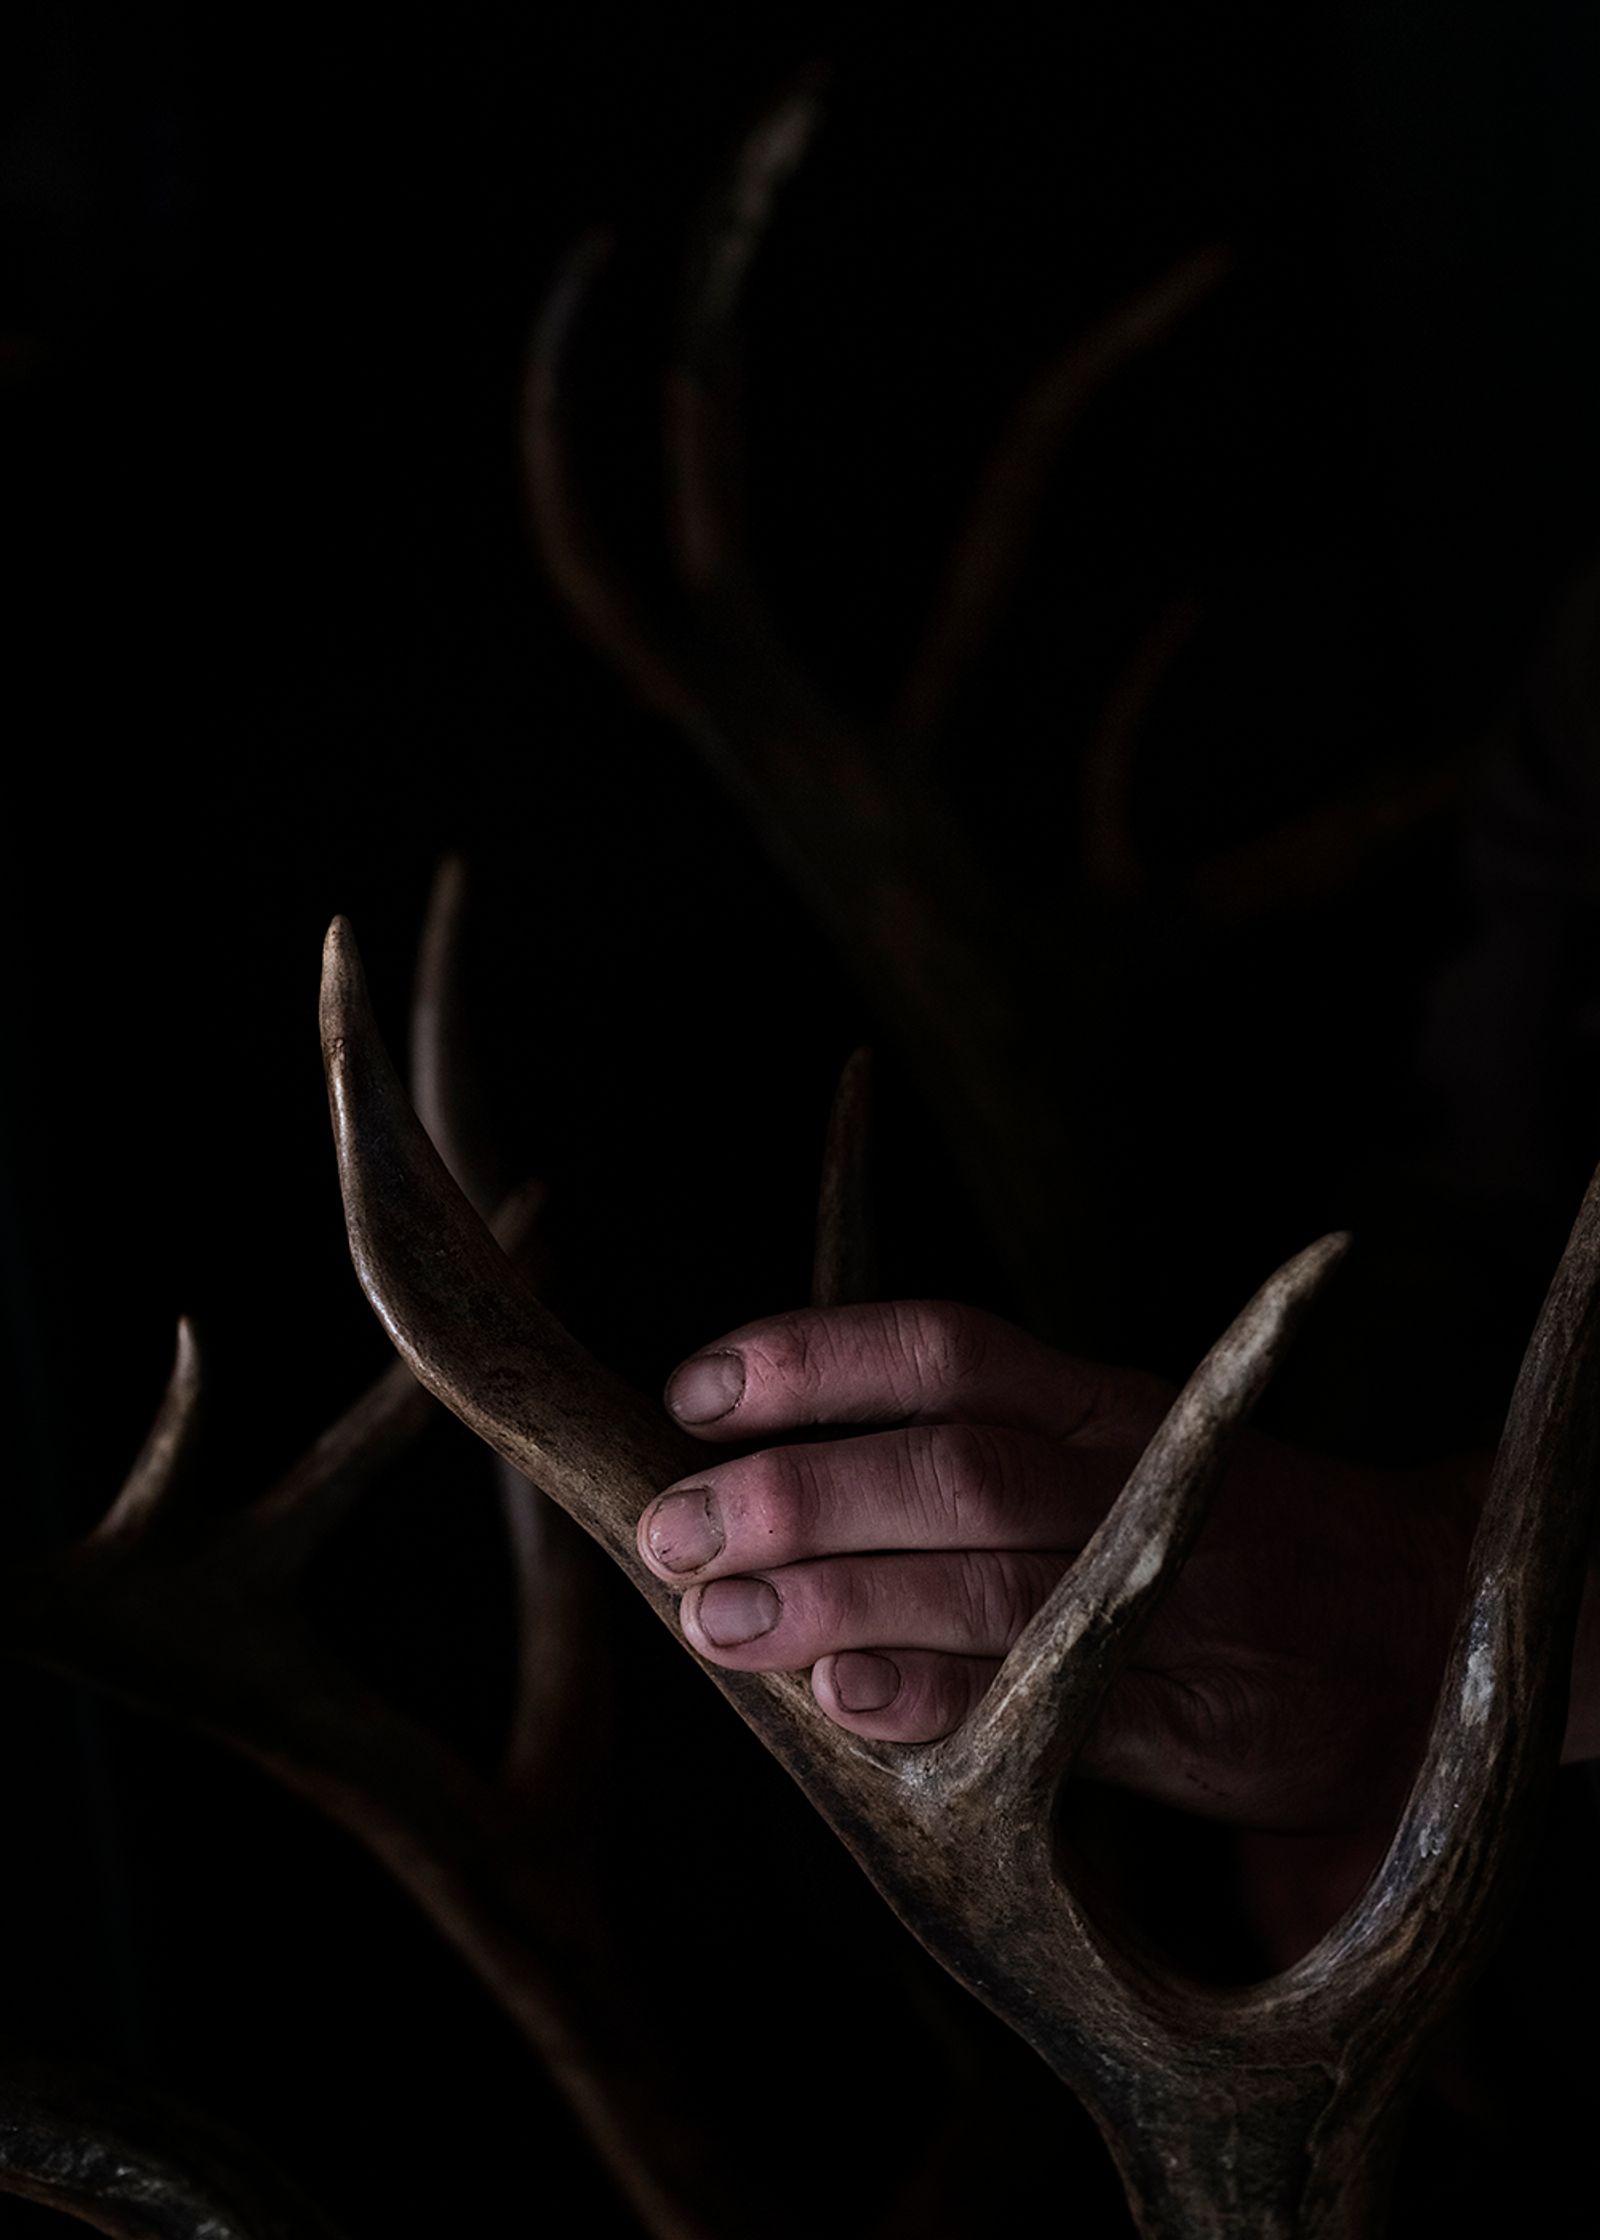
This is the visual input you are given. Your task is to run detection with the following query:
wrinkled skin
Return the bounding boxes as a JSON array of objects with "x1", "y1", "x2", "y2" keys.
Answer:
[{"x1": 640, "y1": 1300, "x2": 1600, "y2": 1963}]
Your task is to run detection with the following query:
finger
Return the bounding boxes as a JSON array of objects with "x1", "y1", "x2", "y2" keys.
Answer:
[
  {"x1": 663, "y1": 1300, "x2": 1149, "y2": 1444},
  {"x1": 812, "y1": 1649, "x2": 1000, "y2": 1743},
  {"x1": 676, "y1": 1548, "x2": 1066, "y2": 1670},
  {"x1": 638, "y1": 1422, "x2": 1116, "y2": 1583}
]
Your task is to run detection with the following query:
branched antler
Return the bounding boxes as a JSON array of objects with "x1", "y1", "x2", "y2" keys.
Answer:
[
  {"x1": 0, "y1": 880, "x2": 723, "y2": 2239},
  {"x1": 3, "y1": 874, "x2": 1000, "y2": 2240},
  {"x1": 321, "y1": 912, "x2": 1600, "y2": 2233}
]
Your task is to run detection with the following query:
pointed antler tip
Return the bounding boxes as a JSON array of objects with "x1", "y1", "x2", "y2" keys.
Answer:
[
  {"x1": 320, "y1": 915, "x2": 370, "y2": 1027},
  {"x1": 322, "y1": 912, "x2": 356, "y2": 965},
  {"x1": 840, "y1": 1043, "x2": 873, "y2": 1087}
]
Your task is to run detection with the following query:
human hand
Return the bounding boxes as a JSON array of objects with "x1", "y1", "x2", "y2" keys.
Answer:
[{"x1": 639, "y1": 1301, "x2": 1482, "y2": 1843}]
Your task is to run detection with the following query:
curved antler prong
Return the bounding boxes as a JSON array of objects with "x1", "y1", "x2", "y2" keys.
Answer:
[
  {"x1": 939, "y1": 1233, "x2": 1350, "y2": 1812},
  {"x1": 321, "y1": 915, "x2": 903, "y2": 1794},
  {"x1": 321, "y1": 917, "x2": 692, "y2": 1572},
  {"x1": 668, "y1": 73, "x2": 825, "y2": 591},
  {"x1": 409, "y1": 851, "x2": 497, "y2": 1212},
  {"x1": 523, "y1": 231, "x2": 710, "y2": 734},
  {"x1": 94, "y1": 1317, "x2": 204, "y2": 1547},
  {"x1": 1290, "y1": 1157, "x2": 1600, "y2": 2024},
  {"x1": 892, "y1": 244, "x2": 1232, "y2": 750}
]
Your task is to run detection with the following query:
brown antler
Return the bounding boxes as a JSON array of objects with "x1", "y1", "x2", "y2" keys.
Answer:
[
  {"x1": 322, "y1": 911, "x2": 1600, "y2": 2234},
  {"x1": 0, "y1": 881, "x2": 721, "y2": 2239},
  {"x1": 5, "y1": 875, "x2": 1006, "y2": 2240}
]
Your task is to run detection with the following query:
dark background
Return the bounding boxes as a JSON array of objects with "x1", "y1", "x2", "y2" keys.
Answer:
[{"x1": 5, "y1": 2, "x2": 1600, "y2": 2231}]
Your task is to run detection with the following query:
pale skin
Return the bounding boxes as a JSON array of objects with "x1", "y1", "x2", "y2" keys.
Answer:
[{"x1": 638, "y1": 1300, "x2": 1600, "y2": 1962}]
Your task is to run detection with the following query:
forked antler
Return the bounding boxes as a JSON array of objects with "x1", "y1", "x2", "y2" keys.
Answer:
[
  {"x1": 321, "y1": 909, "x2": 1600, "y2": 2234},
  {"x1": 5, "y1": 872, "x2": 1003, "y2": 2240}
]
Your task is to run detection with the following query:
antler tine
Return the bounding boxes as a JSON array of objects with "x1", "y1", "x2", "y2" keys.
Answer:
[
  {"x1": 212, "y1": 856, "x2": 543, "y2": 1586},
  {"x1": 937, "y1": 1232, "x2": 1350, "y2": 1815},
  {"x1": 409, "y1": 850, "x2": 499, "y2": 1214},
  {"x1": 522, "y1": 230, "x2": 708, "y2": 734},
  {"x1": 321, "y1": 917, "x2": 913, "y2": 1777},
  {"x1": 322, "y1": 916, "x2": 691, "y2": 1563},
  {"x1": 891, "y1": 243, "x2": 1232, "y2": 751},
  {"x1": 812, "y1": 1045, "x2": 876, "y2": 1310},
  {"x1": 668, "y1": 72, "x2": 824, "y2": 591},
  {"x1": 0, "y1": 2056, "x2": 347, "y2": 2239},
  {"x1": 1282, "y1": 1156, "x2": 1600, "y2": 2031},
  {"x1": 662, "y1": 81, "x2": 903, "y2": 817},
  {"x1": 93, "y1": 1315, "x2": 204, "y2": 1547}
]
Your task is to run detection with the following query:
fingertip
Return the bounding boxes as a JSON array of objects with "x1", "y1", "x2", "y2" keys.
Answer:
[
  {"x1": 638, "y1": 1487, "x2": 726, "y2": 1577},
  {"x1": 664, "y1": 1350, "x2": 746, "y2": 1428},
  {"x1": 826, "y1": 1651, "x2": 902, "y2": 1715},
  {"x1": 813, "y1": 1650, "x2": 1000, "y2": 1743}
]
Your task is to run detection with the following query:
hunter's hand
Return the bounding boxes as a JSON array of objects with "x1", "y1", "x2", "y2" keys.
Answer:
[{"x1": 640, "y1": 1300, "x2": 1480, "y2": 1837}]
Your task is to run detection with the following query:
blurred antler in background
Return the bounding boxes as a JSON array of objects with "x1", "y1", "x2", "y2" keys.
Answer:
[{"x1": 524, "y1": 79, "x2": 1474, "y2": 1335}]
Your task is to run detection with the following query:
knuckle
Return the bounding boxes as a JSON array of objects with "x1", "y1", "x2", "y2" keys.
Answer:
[
  {"x1": 890, "y1": 1299, "x2": 993, "y2": 1398},
  {"x1": 746, "y1": 1316, "x2": 834, "y2": 1410},
  {"x1": 953, "y1": 1551, "x2": 1034, "y2": 1646},
  {"x1": 923, "y1": 1421, "x2": 1007, "y2": 1534},
  {"x1": 916, "y1": 1656, "x2": 976, "y2": 1740},
  {"x1": 737, "y1": 1444, "x2": 819, "y2": 1555}
]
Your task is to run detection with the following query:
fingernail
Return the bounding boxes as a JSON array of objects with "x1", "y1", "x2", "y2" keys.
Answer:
[
  {"x1": 665, "y1": 1351, "x2": 745, "y2": 1425},
  {"x1": 645, "y1": 1489, "x2": 725, "y2": 1573},
  {"x1": 834, "y1": 1653, "x2": 900, "y2": 1713},
  {"x1": 694, "y1": 1577, "x2": 779, "y2": 1647}
]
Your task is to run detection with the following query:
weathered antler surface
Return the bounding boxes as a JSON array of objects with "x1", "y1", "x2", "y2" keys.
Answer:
[
  {"x1": 0, "y1": 2058, "x2": 346, "y2": 2239},
  {"x1": 322, "y1": 912, "x2": 1600, "y2": 2233}
]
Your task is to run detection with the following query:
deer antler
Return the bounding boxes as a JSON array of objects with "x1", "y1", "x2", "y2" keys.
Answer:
[
  {"x1": 5, "y1": 872, "x2": 1009, "y2": 2240},
  {"x1": 0, "y1": 2057, "x2": 347, "y2": 2238},
  {"x1": 0, "y1": 880, "x2": 722, "y2": 2239},
  {"x1": 323, "y1": 911, "x2": 1600, "y2": 2234}
]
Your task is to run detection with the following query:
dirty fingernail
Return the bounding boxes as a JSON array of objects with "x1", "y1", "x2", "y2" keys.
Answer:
[
  {"x1": 666, "y1": 1351, "x2": 745, "y2": 1424},
  {"x1": 833, "y1": 1653, "x2": 900, "y2": 1713},
  {"x1": 694, "y1": 1578, "x2": 779, "y2": 1647},
  {"x1": 645, "y1": 1489, "x2": 725, "y2": 1573}
]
